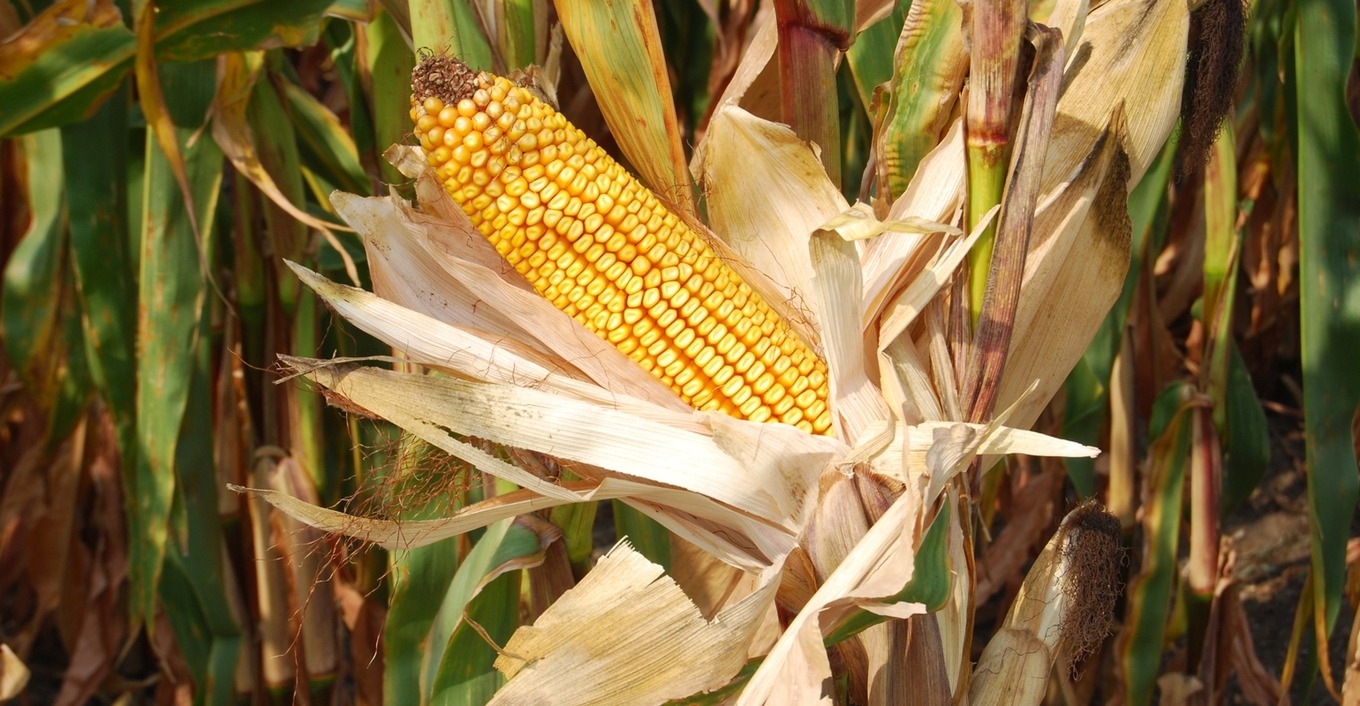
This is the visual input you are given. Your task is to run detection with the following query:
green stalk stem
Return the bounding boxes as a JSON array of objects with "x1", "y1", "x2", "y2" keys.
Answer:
[
  {"x1": 964, "y1": 0, "x2": 1026, "y2": 322},
  {"x1": 773, "y1": 0, "x2": 852, "y2": 186},
  {"x1": 965, "y1": 27, "x2": 1065, "y2": 422}
]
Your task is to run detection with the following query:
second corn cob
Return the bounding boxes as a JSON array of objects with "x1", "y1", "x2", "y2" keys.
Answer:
[{"x1": 410, "y1": 55, "x2": 832, "y2": 435}]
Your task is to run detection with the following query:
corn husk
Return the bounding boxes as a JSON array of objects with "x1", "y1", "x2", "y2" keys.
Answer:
[
  {"x1": 970, "y1": 502, "x2": 1122, "y2": 706},
  {"x1": 489, "y1": 543, "x2": 777, "y2": 705}
]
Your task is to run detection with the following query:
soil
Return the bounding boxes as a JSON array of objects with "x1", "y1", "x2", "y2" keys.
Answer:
[{"x1": 1221, "y1": 410, "x2": 1357, "y2": 705}]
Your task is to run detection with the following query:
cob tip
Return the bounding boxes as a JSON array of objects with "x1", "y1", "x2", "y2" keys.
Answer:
[
  {"x1": 1056, "y1": 501, "x2": 1122, "y2": 672},
  {"x1": 411, "y1": 52, "x2": 480, "y2": 108}
]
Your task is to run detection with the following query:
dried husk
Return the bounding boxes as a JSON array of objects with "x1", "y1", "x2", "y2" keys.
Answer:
[
  {"x1": 970, "y1": 502, "x2": 1122, "y2": 706},
  {"x1": 491, "y1": 543, "x2": 778, "y2": 705}
]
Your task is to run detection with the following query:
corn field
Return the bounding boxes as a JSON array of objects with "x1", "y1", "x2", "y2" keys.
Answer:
[{"x1": 0, "y1": 0, "x2": 1357, "y2": 704}]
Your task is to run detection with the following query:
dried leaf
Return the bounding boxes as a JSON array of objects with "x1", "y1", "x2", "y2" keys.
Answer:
[{"x1": 491, "y1": 543, "x2": 777, "y2": 704}]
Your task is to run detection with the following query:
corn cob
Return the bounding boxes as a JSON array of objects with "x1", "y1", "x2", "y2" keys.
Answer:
[{"x1": 409, "y1": 55, "x2": 832, "y2": 435}]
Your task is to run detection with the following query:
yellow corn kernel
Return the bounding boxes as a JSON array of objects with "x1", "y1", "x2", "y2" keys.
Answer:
[{"x1": 411, "y1": 55, "x2": 832, "y2": 435}]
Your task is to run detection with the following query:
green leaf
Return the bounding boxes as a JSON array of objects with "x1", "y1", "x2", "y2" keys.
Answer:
[
  {"x1": 245, "y1": 62, "x2": 308, "y2": 309},
  {"x1": 159, "y1": 555, "x2": 241, "y2": 705},
  {"x1": 612, "y1": 501, "x2": 671, "y2": 571},
  {"x1": 0, "y1": 0, "x2": 135, "y2": 137},
  {"x1": 62, "y1": 84, "x2": 136, "y2": 427},
  {"x1": 1221, "y1": 342, "x2": 1269, "y2": 509},
  {"x1": 1201, "y1": 124, "x2": 1238, "y2": 412},
  {"x1": 161, "y1": 333, "x2": 243, "y2": 706},
  {"x1": 1120, "y1": 383, "x2": 1193, "y2": 706},
  {"x1": 434, "y1": 570, "x2": 519, "y2": 705},
  {"x1": 387, "y1": 533, "x2": 461, "y2": 705},
  {"x1": 362, "y1": 6, "x2": 416, "y2": 187},
  {"x1": 1060, "y1": 356, "x2": 1104, "y2": 497},
  {"x1": 410, "y1": 0, "x2": 493, "y2": 70},
  {"x1": 498, "y1": 0, "x2": 544, "y2": 71},
  {"x1": 283, "y1": 80, "x2": 371, "y2": 196},
  {"x1": 130, "y1": 58, "x2": 224, "y2": 629},
  {"x1": 0, "y1": 0, "x2": 337, "y2": 136},
  {"x1": 1294, "y1": 0, "x2": 1360, "y2": 648},
  {"x1": 1, "y1": 129, "x2": 67, "y2": 395},
  {"x1": 427, "y1": 519, "x2": 543, "y2": 703},
  {"x1": 844, "y1": 0, "x2": 907, "y2": 114},
  {"x1": 655, "y1": 0, "x2": 714, "y2": 145},
  {"x1": 152, "y1": 0, "x2": 334, "y2": 61},
  {"x1": 823, "y1": 503, "x2": 952, "y2": 646},
  {"x1": 0, "y1": 130, "x2": 94, "y2": 445},
  {"x1": 549, "y1": 497, "x2": 597, "y2": 572},
  {"x1": 384, "y1": 437, "x2": 469, "y2": 706},
  {"x1": 875, "y1": 0, "x2": 967, "y2": 198}
]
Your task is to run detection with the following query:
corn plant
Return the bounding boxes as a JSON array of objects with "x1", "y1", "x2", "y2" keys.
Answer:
[
  {"x1": 2, "y1": 0, "x2": 1357, "y2": 704},
  {"x1": 250, "y1": 0, "x2": 1189, "y2": 702}
]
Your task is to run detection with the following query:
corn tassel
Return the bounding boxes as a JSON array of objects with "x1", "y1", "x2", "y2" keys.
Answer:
[{"x1": 409, "y1": 55, "x2": 832, "y2": 435}]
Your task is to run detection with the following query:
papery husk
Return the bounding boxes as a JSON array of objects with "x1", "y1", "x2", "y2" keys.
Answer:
[
  {"x1": 490, "y1": 543, "x2": 778, "y2": 705},
  {"x1": 881, "y1": 334, "x2": 942, "y2": 422},
  {"x1": 707, "y1": 8, "x2": 783, "y2": 123},
  {"x1": 695, "y1": 104, "x2": 958, "y2": 371},
  {"x1": 739, "y1": 486, "x2": 928, "y2": 706},
  {"x1": 861, "y1": 121, "x2": 966, "y2": 325},
  {"x1": 934, "y1": 492, "x2": 971, "y2": 694},
  {"x1": 810, "y1": 229, "x2": 893, "y2": 442},
  {"x1": 288, "y1": 262, "x2": 585, "y2": 391},
  {"x1": 876, "y1": 206, "x2": 994, "y2": 357},
  {"x1": 991, "y1": 112, "x2": 1132, "y2": 426},
  {"x1": 969, "y1": 502, "x2": 1122, "y2": 706},
  {"x1": 801, "y1": 471, "x2": 885, "y2": 703},
  {"x1": 258, "y1": 358, "x2": 846, "y2": 568},
  {"x1": 245, "y1": 451, "x2": 298, "y2": 690},
  {"x1": 695, "y1": 105, "x2": 848, "y2": 337},
  {"x1": 901, "y1": 612, "x2": 954, "y2": 702},
  {"x1": 780, "y1": 467, "x2": 906, "y2": 704},
  {"x1": 738, "y1": 382, "x2": 1096, "y2": 704},
  {"x1": 1044, "y1": 0, "x2": 1188, "y2": 187}
]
